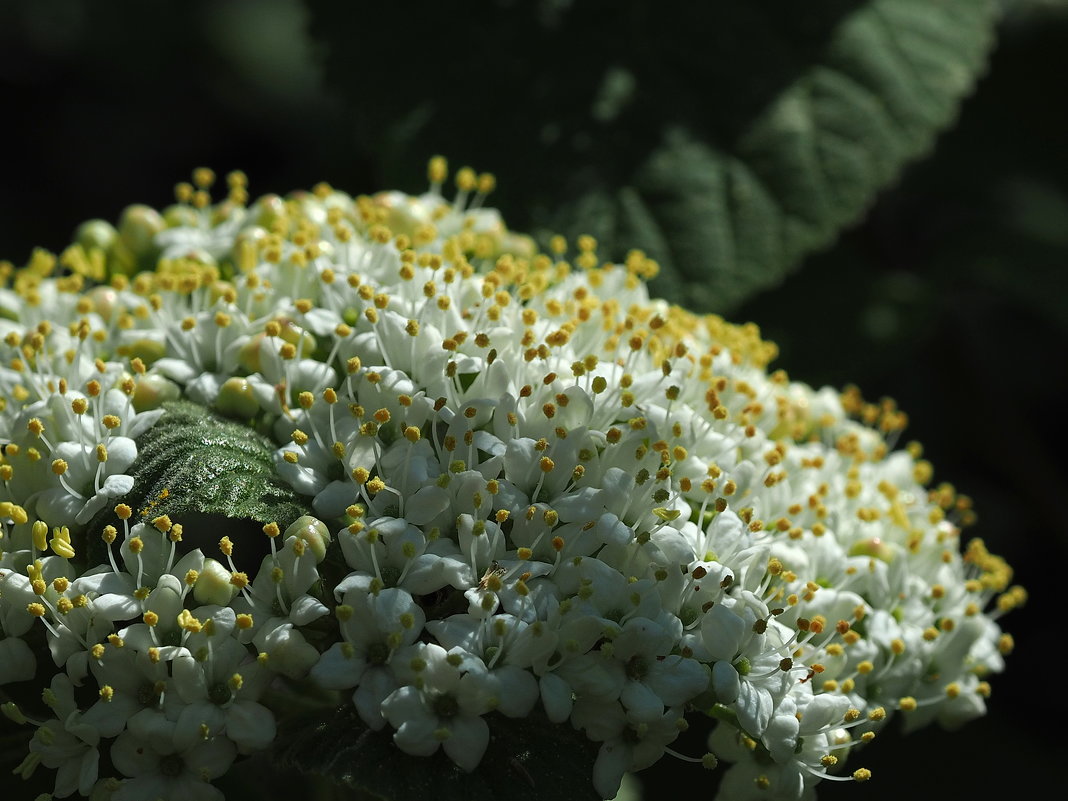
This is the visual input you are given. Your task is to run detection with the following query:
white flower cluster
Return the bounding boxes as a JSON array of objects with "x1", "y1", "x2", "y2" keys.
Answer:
[{"x1": 0, "y1": 163, "x2": 1022, "y2": 801}]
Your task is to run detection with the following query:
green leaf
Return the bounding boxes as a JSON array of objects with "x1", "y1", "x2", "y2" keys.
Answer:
[
  {"x1": 575, "y1": 0, "x2": 1000, "y2": 311},
  {"x1": 88, "y1": 400, "x2": 310, "y2": 555},
  {"x1": 308, "y1": 0, "x2": 998, "y2": 311},
  {"x1": 277, "y1": 705, "x2": 602, "y2": 801}
]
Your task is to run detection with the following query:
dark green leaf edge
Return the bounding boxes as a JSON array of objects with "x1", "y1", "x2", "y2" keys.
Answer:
[{"x1": 278, "y1": 704, "x2": 603, "y2": 801}]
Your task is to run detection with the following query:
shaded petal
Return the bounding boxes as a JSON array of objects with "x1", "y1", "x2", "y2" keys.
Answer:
[
  {"x1": 226, "y1": 702, "x2": 276, "y2": 752},
  {"x1": 441, "y1": 715, "x2": 489, "y2": 772},
  {"x1": 310, "y1": 642, "x2": 366, "y2": 690}
]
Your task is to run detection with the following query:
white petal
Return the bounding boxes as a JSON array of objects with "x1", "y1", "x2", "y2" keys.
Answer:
[
  {"x1": 110, "y1": 731, "x2": 160, "y2": 777},
  {"x1": 184, "y1": 737, "x2": 237, "y2": 780},
  {"x1": 310, "y1": 642, "x2": 366, "y2": 690},
  {"x1": 592, "y1": 740, "x2": 629, "y2": 800},
  {"x1": 289, "y1": 594, "x2": 329, "y2": 626},
  {"x1": 620, "y1": 680, "x2": 663, "y2": 723},
  {"x1": 0, "y1": 636, "x2": 36, "y2": 684},
  {"x1": 488, "y1": 666, "x2": 538, "y2": 718},
  {"x1": 391, "y1": 716, "x2": 440, "y2": 757},
  {"x1": 646, "y1": 656, "x2": 709, "y2": 707},
  {"x1": 353, "y1": 668, "x2": 396, "y2": 731},
  {"x1": 441, "y1": 715, "x2": 489, "y2": 772},
  {"x1": 226, "y1": 702, "x2": 276, "y2": 752},
  {"x1": 712, "y1": 660, "x2": 740, "y2": 705},
  {"x1": 403, "y1": 486, "x2": 451, "y2": 526},
  {"x1": 101, "y1": 473, "x2": 136, "y2": 497},
  {"x1": 174, "y1": 703, "x2": 226, "y2": 752},
  {"x1": 539, "y1": 673, "x2": 573, "y2": 723}
]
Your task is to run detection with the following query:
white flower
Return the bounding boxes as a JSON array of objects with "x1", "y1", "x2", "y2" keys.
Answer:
[
  {"x1": 312, "y1": 586, "x2": 425, "y2": 729},
  {"x1": 28, "y1": 674, "x2": 101, "y2": 798},
  {"x1": 110, "y1": 709, "x2": 236, "y2": 801},
  {"x1": 171, "y1": 637, "x2": 276, "y2": 753},
  {"x1": 572, "y1": 699, "x2": 688, "y2": 800},
  {"x1": 381, "y1": 643, "x2": 496, "y2": 771}
]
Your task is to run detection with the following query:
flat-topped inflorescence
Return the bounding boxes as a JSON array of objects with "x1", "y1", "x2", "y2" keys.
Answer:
[{"x1": 0, "y1": 162, "x2": 1020, "y2": 801}]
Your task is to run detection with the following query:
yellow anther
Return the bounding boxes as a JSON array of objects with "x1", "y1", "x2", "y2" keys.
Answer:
[
  {"x1": 32, "y1": 520, "x2": 48, "y2": 551},
  {"x1": 428, "y1": 156, "x2": 448, "y2": 185},
  {"x1": 455, "y1": 166, "x2": 477, "y2": 192}
]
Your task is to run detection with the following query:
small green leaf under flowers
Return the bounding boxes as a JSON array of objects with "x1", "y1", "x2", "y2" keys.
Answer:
[{"x1": 89, "y1": 400, "x2": 311, "y2": 551}]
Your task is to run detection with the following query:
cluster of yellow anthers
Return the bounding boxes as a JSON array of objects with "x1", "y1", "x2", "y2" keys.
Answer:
[{"x1": 0, "y1": 160, "x2": 1020, "y2": 801}]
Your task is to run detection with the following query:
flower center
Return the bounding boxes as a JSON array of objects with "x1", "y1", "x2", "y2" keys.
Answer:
[
  {"x1": 159, "y1": 754, "x2": 184, "y2": 777},
  {"x1": 626, "y1": 655, "x2": 650, "y2": 681},
  {"x1": 431, "y1": 693, "x2": 459, "y2": 719},
  {"x1": 380, "y1": 566, "x2": 402, "y2": 587},
  {"x1": 604, "y1": 608, "x2": 625, "y2": 623},
  {"x1": 209, "y1": 683, "x2": 232, "y2": 705},
  {"x1": 367, "y1": 641, "x2": 390, "y2": 666}
]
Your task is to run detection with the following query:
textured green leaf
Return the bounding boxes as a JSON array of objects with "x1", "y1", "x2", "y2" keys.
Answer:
[
  {"x1": 308, "y1": 0, "x2": 998, "y2": 311},
  {"x1": 88, "y1": 400, "x2": 310, "y2": 554},
  {"x1": 278, "y1": 705, "x2": 601, "y2": 801},
  {"x1": 591, "y1": 0, "x2": 1001, "y2": 311}
]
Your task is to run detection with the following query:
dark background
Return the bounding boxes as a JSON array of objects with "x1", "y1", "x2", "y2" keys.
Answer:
[{"x1": 1, "y1": 1, "x2": 1063, "y2": 799}]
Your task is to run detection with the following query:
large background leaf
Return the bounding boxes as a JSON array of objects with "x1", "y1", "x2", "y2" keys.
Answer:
[{"x1": 308, "y1": 0, "x2": 998, "y2": 311}]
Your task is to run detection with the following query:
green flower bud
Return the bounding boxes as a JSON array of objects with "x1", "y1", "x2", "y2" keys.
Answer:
[
  {"x1": 215, "y1": 377, "x2": 259, "y2": 420},
  {"x1": 87, "y1": 286, "x2": 119, "y2": 321},
  {"x1": 118, "y1": 204, "x2": 165, "y2": 257},
  {"x1": 74, "y1": 219, "x2": 118, "y2": 252},
  {"x1": 251, "y1": 194, "x2": 287, "y2": 229},
  {"x1": 848, "y1": 537, "x2": 897, "y2": 563},
  {"x1": 132, "y1": 373, "x2": 181, "y2": 412},
  {"x1": 126, "y1": 338, "x2": 167, "y2": 366},
  {"x1": 162, "y1": 204, "x2": 199, "y2": 228}
]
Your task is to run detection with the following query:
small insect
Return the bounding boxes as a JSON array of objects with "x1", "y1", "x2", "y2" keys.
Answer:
[{"x1": 477, "y1": 560, "x2": 507, "y2": 590}]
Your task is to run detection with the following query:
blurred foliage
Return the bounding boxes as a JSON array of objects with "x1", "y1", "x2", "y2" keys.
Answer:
[
  {"x1": 278, "y1": 705, "x2": 601, "y2": 801},
  {"x1": 1, "y1": 1, "x2": 1066, "y2": 799},
  {"x1": 306, "y1": 0, "x2": 998, "y2": 312}
]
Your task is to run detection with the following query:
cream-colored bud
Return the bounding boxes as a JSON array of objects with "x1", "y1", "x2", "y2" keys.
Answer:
[{"x1": 193, "y1": 558, "x2": 238, "y2": 606}]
